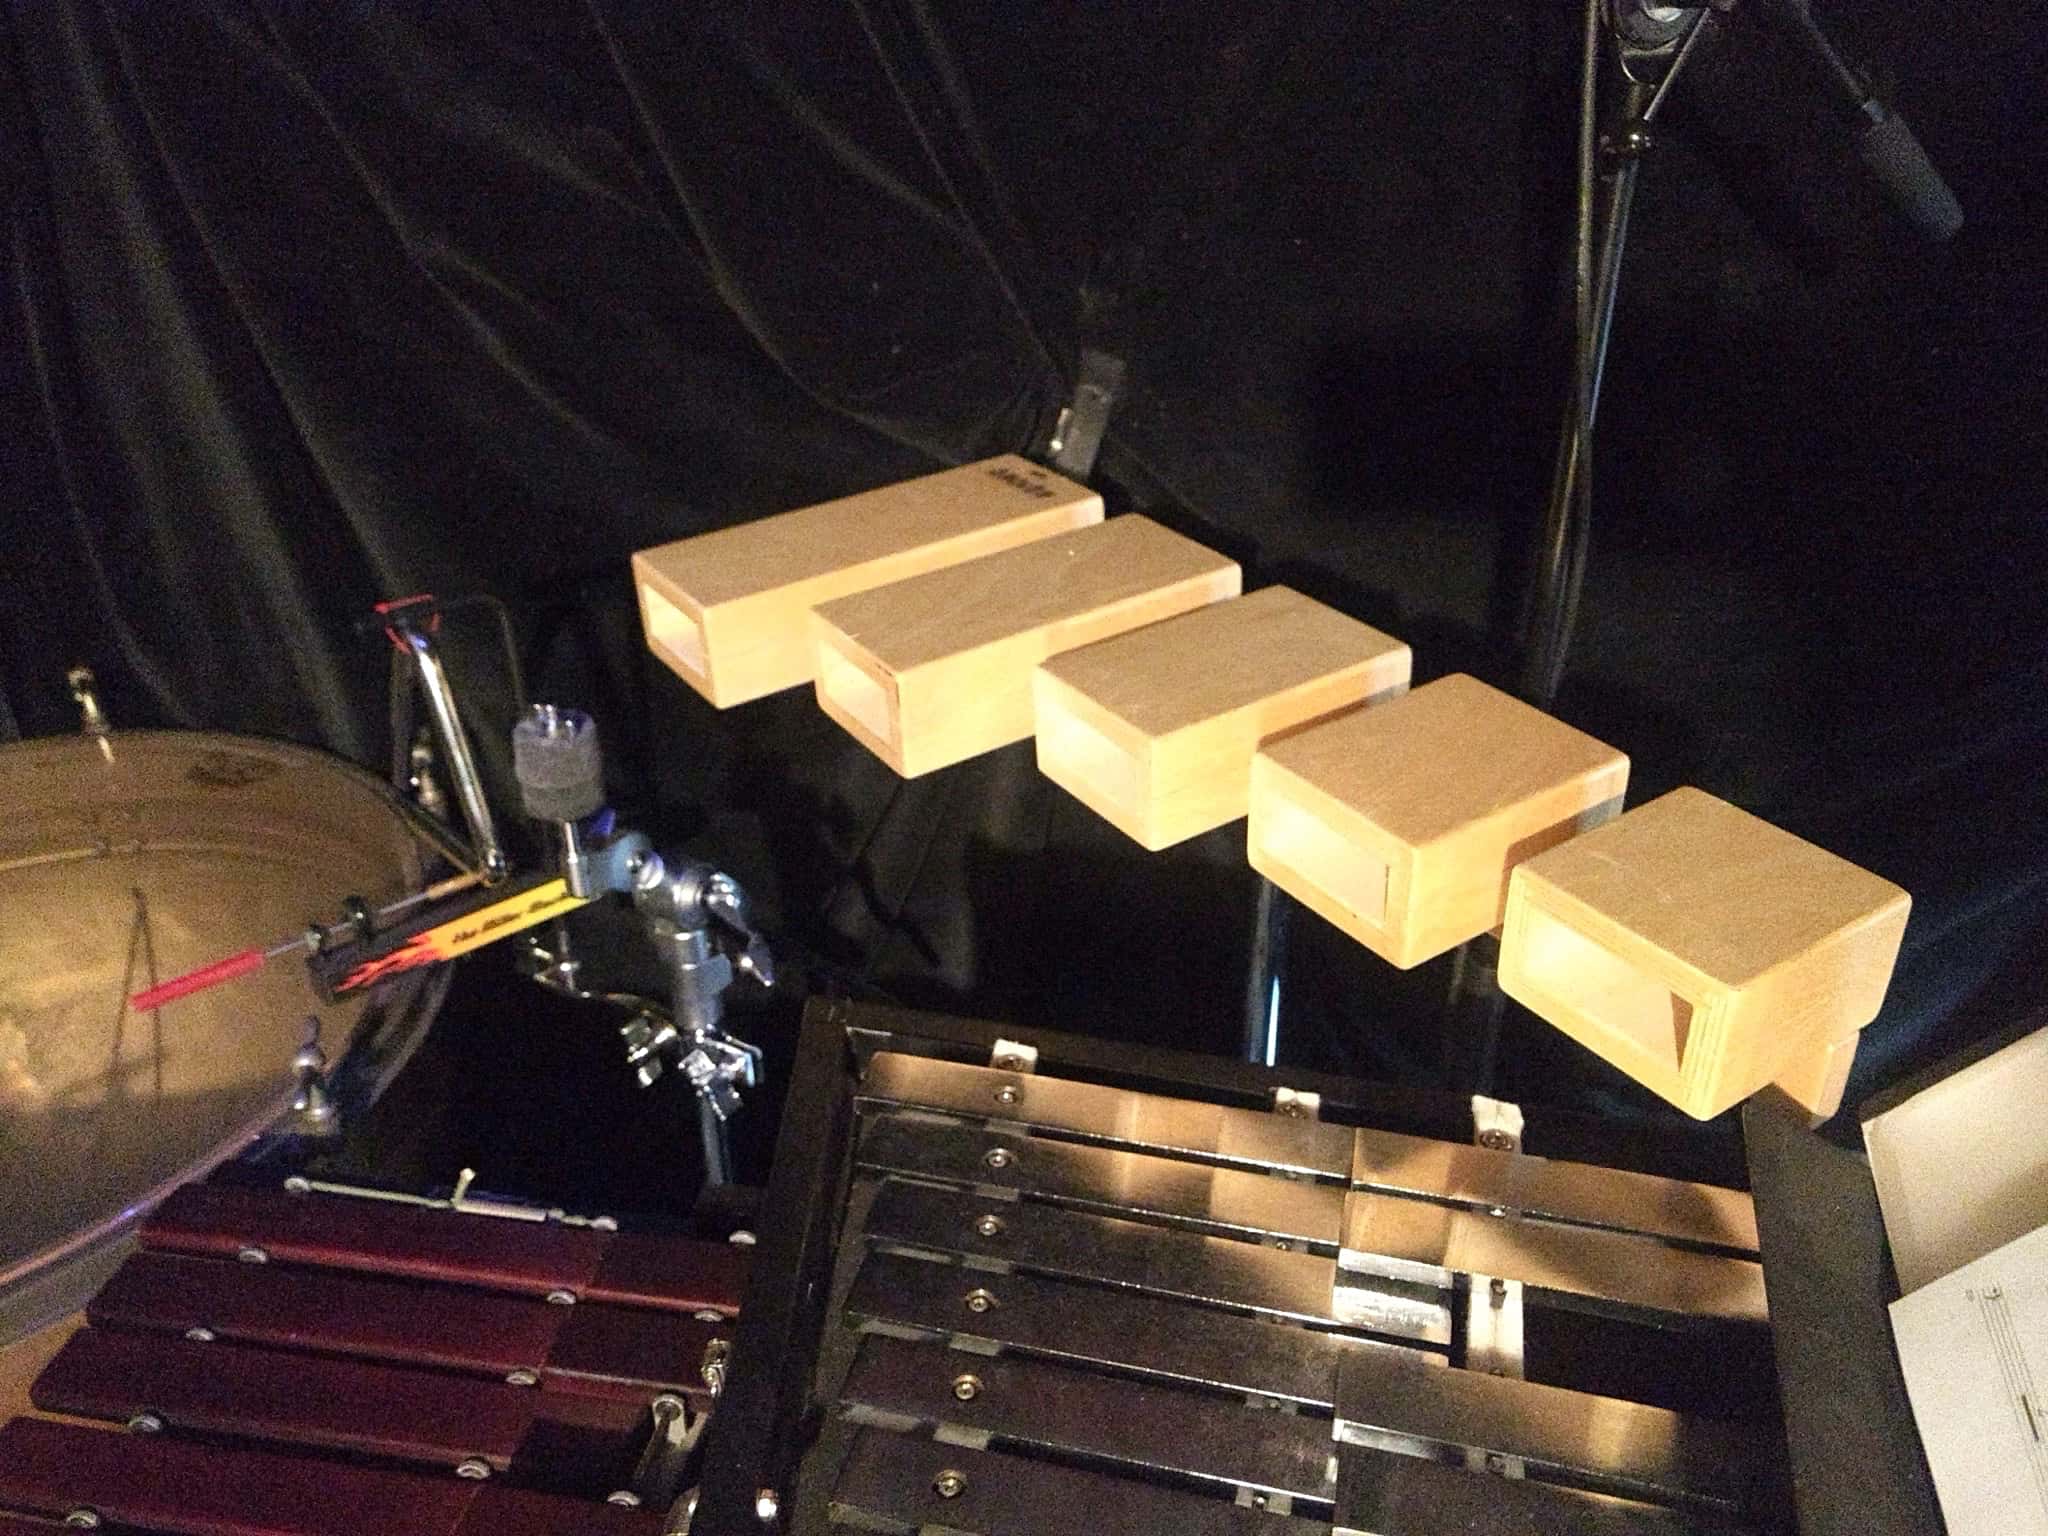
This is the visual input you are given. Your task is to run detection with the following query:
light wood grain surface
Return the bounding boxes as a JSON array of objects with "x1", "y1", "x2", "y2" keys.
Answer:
[
  {"x1": 1248, "y1": 674, "x2": 1627, "y2": 969},
  {"x1": 811, "y1": 515, "x2": 1240, "y2": 777},
  {"x1": 633, "y1": 455, "x2": 1101, "y2": 707},
  {"x1": 1033, "y1": 587, "x2": 1410, "y2": 849},
  {"x1": 1499, "y1": 787, "x2": 1910, "y2": 1120}
]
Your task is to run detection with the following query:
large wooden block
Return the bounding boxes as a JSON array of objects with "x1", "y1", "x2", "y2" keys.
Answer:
[
  {"x1": 1498, "y1": 787, "x2": 1910, "y2": 1121},
  {"x1": 1032, "y1": 587, "x2": 1411, "y2": 850},
  {"x1": 632, "y1": 455, "x2": 1101, "y2": 707},
  {"x1": 810, "y1": 516, "x2": 1241, "y2": 777},
  {"x1": 1247, "y1": 674, "x2": 1627, "y2": 969}
]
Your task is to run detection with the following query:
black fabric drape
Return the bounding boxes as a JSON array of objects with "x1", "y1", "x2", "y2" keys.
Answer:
[{"x1": 4, "y1": 0, "x2": 2045, "y2": 1125}]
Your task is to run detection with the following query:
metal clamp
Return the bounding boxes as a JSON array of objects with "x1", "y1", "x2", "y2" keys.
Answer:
[{"x1": 1470, "y1": 1095, "x2": 1524, "y2": 1153}]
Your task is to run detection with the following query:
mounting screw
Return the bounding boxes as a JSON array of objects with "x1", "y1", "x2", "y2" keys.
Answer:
[
  {"x1": 932, "y1": 1469, "x2": 968, "y2": 1499},
  {"x1": 982, "y1": 1147, "x2": 1014, "y2": 1170},
  {"x1": 702, "y1": 1339, "x2": 732, "y2": 1395},
  {"x1": 993, "y1": 1084, "x2": 1020, "y2": 1106},
  {"x1": 1486, "y1": 1452, "x2": 1508, "y2": 1474},
  {"x1": 505, "y1": 1369, "x2": 540, "y2": 1387},
  {"x1": 1490, "y1": 1277, "x2": 1508, "y2": 1304},
  {"x1": 236, "y1": 1246, "x2": 269, "y2": 1265},
  {"x1": 754, "y1": 1487, "x2": 781, "y2": 1522},
  {"x1": 125, "y1": 1413, "x2": 164, "y2": 1434},
  {"x1": 606, "y1": 1491, "x2": 642, "y2": 1508},
  {"x1": 963, "y1": 1287, "x2": 998, "y2": 1315},
  {"x1": 62, "y1": 1511, "x2": 101, "y2": 1530},
  {"x1": 544, "y1": 1289, "x2": 577, "y2": 1306},
  {"x1": 1477, "y1": 1129, "x2": 1516, "y2": 1152},
  {"x1": 455, "y1": 1458, "x2": 492, "y2": 1480},
  {"x1": 952, "y1": 1373, "x2": 983, "y2": 1402},
  {"x1": 184, "y1": 1326, "x2": 216, "y2": 1343},
  {"x1": 974, "y1": 1213, "x2": 1005, "y2": 1238},
  {"x1": 993, "y1": 1054, "x2": 1026, "y2": 1072},
  {"x1": 1276, "y1": 1100, "x2": 1305, "y2": 1119}
]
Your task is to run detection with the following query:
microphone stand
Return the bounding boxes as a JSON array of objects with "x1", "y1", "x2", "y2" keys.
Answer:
[{"x1": 1456, "y1": 0, "x2": 1960, "y2": 1098}]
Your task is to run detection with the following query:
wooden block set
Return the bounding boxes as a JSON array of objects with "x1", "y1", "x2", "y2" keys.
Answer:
[{"x1": 634, "y1": 459, "x2": 1911, "y2": 1122}]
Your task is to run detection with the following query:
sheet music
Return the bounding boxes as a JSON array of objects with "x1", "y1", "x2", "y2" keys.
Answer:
[{"x1": 1891, "y1": 1220, "x2": 2048, "y2": 1535}]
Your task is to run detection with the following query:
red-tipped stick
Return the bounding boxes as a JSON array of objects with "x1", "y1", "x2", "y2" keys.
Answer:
[{"x1": 130, "y1": 947, "x2": 266, "y2": 1012}]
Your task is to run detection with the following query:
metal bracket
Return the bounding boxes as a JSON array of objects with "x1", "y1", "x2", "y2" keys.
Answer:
[
  {"x1": 284, "y1": 1017, "x2": 340, "y2": 1138},
  {"x1": 280, "y1": 1168, "x2": 617, "y2": 1230},
  {"x1": 1045, "y1": 349, "x2": 1126, "y2": 482},
  {"x1": 1470, "y1": 1095, "x2": 1525, "y2": 1153},
  {"x1": 613, "y1": 1393, "x2": 707, "y2": 1513},
  {"x1": 1272, "y1": 1086, "x2": 1322, "y2": 1122},
  {"x1": 989, "y1": 1039, "x2": 1038, "y2": 1074},
  {"x1": 1463, "y1": 1273, "x2": 1528, "y2": 1479}
]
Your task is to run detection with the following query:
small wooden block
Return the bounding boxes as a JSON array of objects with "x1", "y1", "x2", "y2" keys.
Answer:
[
  {"x1": 810, "y1": 516, "x2": 1241, "y2": 777},
  {"x1": 1498, "y1": 788, "x2": 1910, "y2": 1121},
  {"x1": 1247, "y1": 674, "x2": 1628, "y2": 969},
  {"x1": 632, "y1": 455, "x2": 1102, "y2": 707},
  {"x1": 1032, "y1": 587, "x2": 1411, "y2": 849}
]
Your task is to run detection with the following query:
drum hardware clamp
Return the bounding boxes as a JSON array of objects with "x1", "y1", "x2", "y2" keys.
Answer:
[{"x1": 512, "y1": 703, "x2": 774, "y2": 1187}]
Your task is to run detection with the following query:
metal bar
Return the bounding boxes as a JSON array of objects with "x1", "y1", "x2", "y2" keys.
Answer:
[
  {"x1": 1339, "y1": 1191, "x2": 1767, "y2": 1324},
  {"x1": 861, "y1": 1052, "x2": 1355, "y2": 1179},
  {"x1": 829, "y1": 1428, "x2": 1328, "y2": 1536},
  {"x1": 827, "y1": 1000, "x2": 1755, "y2": 1191},
  {"x1": 839, "y1": 1333, "x2": 1337, "y2": 1508},
  {"x1": 863, "y1": 1176, "x2": 1449, "y2": 1346},
  {"x1": 1350, "y1": 1129, "x2": 1757, "y2": 1255},
  {"x1": 1332, "y1": 1348, "x2": 1758, "y2": 1516},
  {"x1": 399, "y1": 627, "x2": 506, "y2": 880},
  {"x1": 856, "y1": 1113, "x2": 1345, "y2": 1251},
  {"x1": 1333, "y1": 1440, "x2": 1714, "y2": 1535},
  {"x1": 861, "y1": 1052, "x2": 1757, "y2": 1255},
  {"x1": 844, "y1": 1249, "x2": 1432, "y2": 1409}
]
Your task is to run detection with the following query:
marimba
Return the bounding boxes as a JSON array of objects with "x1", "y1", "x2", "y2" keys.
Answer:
[
  {"x1": 0, "y1": 1181, "x2": 747, "y2": 1534},
  {"x1": 636, "y1": 458, "x2": 1910, "y2": 1122}
]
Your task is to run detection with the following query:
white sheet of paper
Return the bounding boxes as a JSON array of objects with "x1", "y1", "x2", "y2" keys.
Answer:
[
  {"x1": 1891, "y1": 1219, "x2": 2048, "y2": 1536},
  {"x1": 1864, "y1": 1022, "x2": 2048, "y2": 1295}
]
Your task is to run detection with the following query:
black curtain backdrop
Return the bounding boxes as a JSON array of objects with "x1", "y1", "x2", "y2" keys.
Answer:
[{"x1": 4, "y1": 0, "x2": 2044, "y2": 1136}]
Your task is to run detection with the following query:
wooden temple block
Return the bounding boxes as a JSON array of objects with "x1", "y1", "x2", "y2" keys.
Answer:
[
  {"x1": 632, "y1": 455, "x2": 1101, "y2": 707},
  {"x1": 1247, "y1": 674, "x2": 1627, "y2": 969},
  {"x1": 1498, "y1": 787, "x2": 1910, "y2": 1121},
  {"x1": 1032, "y1": 586, "x2": 1410, "y2": 849},
  {"x1": 810, "y1": 515, "x2": 1241, "y2": 777}
]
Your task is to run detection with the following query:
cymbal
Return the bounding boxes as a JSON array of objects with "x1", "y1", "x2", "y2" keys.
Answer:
[{"x1": 0, "y1": 732, "x2": 431, "y2": 1333}]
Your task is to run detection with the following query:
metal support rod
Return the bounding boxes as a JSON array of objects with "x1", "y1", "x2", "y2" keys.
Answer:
[
  {"x1": 402, "y1": 629, "x2": 507, "y2": 881},
  {"x1": 1242, "y1": 878, "x2": 1290, "y2": 1067}
]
